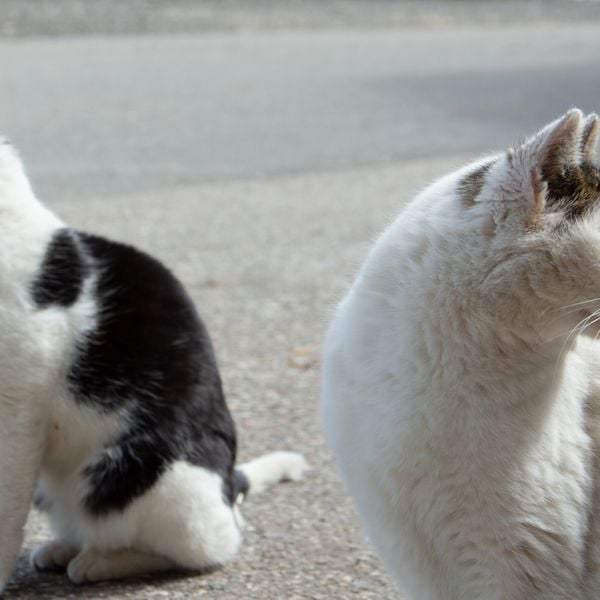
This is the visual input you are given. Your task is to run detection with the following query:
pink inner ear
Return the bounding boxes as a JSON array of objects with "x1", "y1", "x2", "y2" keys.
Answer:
[
  {"x1": 582, "y1": 115, "x2": 599, "y2": 162},
  {"x1": 539, "y1": 110, "x2": 584, "y2": 179},
  {"x1": 528, "y1": 168, "x2": 545, "y2": 224}
]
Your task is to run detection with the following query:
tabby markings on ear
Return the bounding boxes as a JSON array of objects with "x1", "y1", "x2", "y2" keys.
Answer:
[
  {"x1": 542, "y1": 113, "x2": 600, "y2": 222},
  {"x1": 457, "y1": 161, "x2": 495, "y2": 208}
]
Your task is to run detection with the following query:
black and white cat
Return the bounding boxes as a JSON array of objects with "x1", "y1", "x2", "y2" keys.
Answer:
[{"x1": 0, "y1": 140, "x2": 306, "y2": 591}]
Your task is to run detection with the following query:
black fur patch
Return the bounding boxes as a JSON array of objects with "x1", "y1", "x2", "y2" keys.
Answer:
[
  {"x1": 31, "y1": 229, "x2": 89, "y2": 308},
  {"x1": 544, "y1": 161, "x2": 600, "y2": 221},
  {"x1": 233, "y1": 469, "x2": 250, "y2": 501},
  {"x1": 68, "y1": 233, "x2": 238, "y2": 515}
]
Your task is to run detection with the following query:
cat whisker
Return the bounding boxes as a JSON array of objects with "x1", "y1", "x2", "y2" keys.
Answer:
[
  {"x1": 589, "y1": 312, "x2": 600, "y2": 344},
  {"x1": 559, "y1": 297, "x2": 600, "y2": 311},
  {"x1": 545, "y1": 297, "x2": 600, "y2": 319},
  {"x1": 582, "y1": 317, "x2": 600, "y2": 353},
  {"x1": 544, "y1": 307, "x2": 588, "y2": 327},
  {"x1": 580, "y1": 313, "x2": 600, "y2": 336},
  {"x1": 548, "y1": 310, "x2": 600, "y2": 379},
  {"x1": 545, "y1": 310, "x2": 600, "y2": 344}
]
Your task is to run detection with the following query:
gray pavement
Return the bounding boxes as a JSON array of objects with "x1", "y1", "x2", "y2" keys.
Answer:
[
  {"x1": 1, "y1": 25, "x2": 600, "y2": 203},
  {"x1": 1, "y1": 4, "x2": 600, "y2": 600},
  {"x1": 2, "y1": 0, "x2": 600, "y2": 36}
]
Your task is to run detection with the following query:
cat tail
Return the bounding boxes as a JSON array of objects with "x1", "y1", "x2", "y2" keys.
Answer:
[{"x1": 234, "y1": 451, "x2": 308, "y2": 502}]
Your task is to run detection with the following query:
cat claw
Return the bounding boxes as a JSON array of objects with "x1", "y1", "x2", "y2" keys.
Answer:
[{"x1": 31, "y1": 541, "x2": 78, "y2": 571}]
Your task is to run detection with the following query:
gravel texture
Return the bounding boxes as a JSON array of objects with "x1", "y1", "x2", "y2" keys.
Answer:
[{"x1": 1, "y1": 156, "x2": 463, "y2": 599}]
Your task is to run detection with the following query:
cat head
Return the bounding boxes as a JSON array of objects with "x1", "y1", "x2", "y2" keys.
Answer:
[{"x1": 434, "y1": 109, "x2": 600, "y2": 341}]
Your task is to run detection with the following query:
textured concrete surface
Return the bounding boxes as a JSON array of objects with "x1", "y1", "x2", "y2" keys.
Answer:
[
  {"x1": 1, "y1": 25, "x2": 600, "y2": 203},
  {"x1": 2, "y1": 157, "x2": 464, "y2": 599}
]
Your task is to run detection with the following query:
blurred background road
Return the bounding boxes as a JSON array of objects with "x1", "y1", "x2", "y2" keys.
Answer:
[{"x1": 1, "y1": 2, "x2": 600, "y2": 599}]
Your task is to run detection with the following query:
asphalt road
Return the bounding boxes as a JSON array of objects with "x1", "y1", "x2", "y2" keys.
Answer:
[
  {"x1": 1, "y1": 16, "x2": 600, "y2": 600},
  {"x1": 2, "y1": 0, "x2": 600, "y2": 36},
  {"x1": 1, "y1": 25, "x2": 600, "y2": 203}
]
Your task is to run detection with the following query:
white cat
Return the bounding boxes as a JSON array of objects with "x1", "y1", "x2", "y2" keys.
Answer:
[
  {"x1": 0, "y1": 140, "x2": 306, "y2": 593},
  {"x1": 322, "y1": 109, "x2": 600, "y2": 599}
]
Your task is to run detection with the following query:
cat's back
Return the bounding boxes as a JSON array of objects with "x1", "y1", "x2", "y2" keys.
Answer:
[
  {"x1": 70, "y1": 232, "x2": 221, "y2": 405},
  {"x1": 321, "y1": 160, "x2": 482, "y2": 460},
  {"x1": 320, "y1": 172, "x2": 476, "y2": 598},
  {"x1": 41, "y1": 230, "x2": 238, "y2": 513}
]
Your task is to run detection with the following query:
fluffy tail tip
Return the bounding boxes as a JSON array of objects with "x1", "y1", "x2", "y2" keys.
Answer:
[{"x1": 236, "y1": 451, "x2": 309, "y2": 498}]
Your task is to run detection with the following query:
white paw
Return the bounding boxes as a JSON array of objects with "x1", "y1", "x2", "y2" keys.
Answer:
[
  {"x1": 280, "y1": 452, "x2": 309, "y2": 482},
  {"x1": 67, "y1": 550, "x2": 109, "y2": 584},
  {"x1": 31, "y1": 541, "x2": 78, "y2": 571}
]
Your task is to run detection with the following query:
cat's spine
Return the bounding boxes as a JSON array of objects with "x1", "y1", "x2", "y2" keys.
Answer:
[{"x1": 235, "y1": 452, "x2": 307, "y2": 500}]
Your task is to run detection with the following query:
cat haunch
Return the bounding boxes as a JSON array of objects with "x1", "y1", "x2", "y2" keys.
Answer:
[{"x1": 0, "y1": 141, "x2": 307, "y2": 592}]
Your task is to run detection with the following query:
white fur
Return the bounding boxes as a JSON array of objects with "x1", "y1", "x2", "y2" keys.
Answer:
[
  {"x1": 34, "y1": 461, "x2": 244, "y2": 582},
  {"x1": 238, "y1": 451, "x2": 308, "y2": 495},
  {"x1": 0, "y1": 142, "x2": 307, "y2": 592},
  {"x1": 0, "y1": 143, "x2": 70, "y2": 593},
  {"x1": 322, "y1": 110, "x2": 600, "y2": 599},
  {"x1": 33, "y1": 452, "x2": 307, "y2": 584}
]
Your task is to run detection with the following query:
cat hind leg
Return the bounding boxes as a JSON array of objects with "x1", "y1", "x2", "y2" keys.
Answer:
[
  {"x1": 67, "y1": 548, "x2": 176, "y2": 584},
  {"x1": 69, "y1": 462, "x2": 243, "y2": 582},
  {"x1": 31, "y1": 540, "x2": 79, "y2": 571}
]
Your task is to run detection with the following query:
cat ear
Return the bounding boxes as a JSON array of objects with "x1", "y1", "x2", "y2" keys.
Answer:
[
  {"x1": 511, "y1": 109, "x2": 585, "y2": 185},
  {"x1": 582, "y1": 113, "x2": 599, "y2": 163},
  {"x1": 533, "y1": 108, "x2": 585, "y2": 180},
  {"x1": 499, "y1": 110, "x2": 583, "y2": 227}
]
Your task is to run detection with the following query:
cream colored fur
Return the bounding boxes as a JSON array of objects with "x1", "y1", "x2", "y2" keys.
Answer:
[{"x1": 323, "y1": 109, "x2": 600, "y2": 599}]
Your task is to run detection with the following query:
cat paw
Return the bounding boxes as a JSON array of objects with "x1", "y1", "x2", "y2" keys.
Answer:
[
  {"x1": 67, "y1": 550, "x2": 108, "y2": 584},
  {"x1": 31, "y1": 541, "x2": 78, "y2": 571}
]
